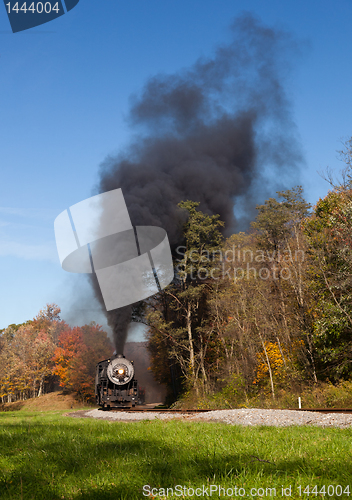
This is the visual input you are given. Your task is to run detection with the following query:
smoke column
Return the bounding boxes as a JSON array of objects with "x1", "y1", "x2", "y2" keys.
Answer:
[{"x1": 93, "y1": 13, "x2": 303, "y2": 352}]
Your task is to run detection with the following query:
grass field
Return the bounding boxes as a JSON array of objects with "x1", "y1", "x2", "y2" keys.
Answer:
[{"x1": 0, "y1": 411, "x2": 352, "y2": 499}]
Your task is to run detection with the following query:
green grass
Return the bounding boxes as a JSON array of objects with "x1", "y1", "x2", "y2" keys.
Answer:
[{"x1": 0, "y1": 411, "x2": 352, "y2": 499}]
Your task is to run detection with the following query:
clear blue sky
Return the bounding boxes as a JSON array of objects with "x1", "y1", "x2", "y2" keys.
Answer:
[{"x1": 1, "y1": 0, "x2": 352, "y2": 333}]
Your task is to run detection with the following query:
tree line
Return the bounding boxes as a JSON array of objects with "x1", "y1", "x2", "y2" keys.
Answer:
[
  {"x1": 146, "y1": 140, "x2": 352, "y2": 403},
  {"x1": 2, "y1": 140, "x2": 352, "y2": 406},
  {"x1": 0, "y1": 305, "x2": 113, "y2": 403}
]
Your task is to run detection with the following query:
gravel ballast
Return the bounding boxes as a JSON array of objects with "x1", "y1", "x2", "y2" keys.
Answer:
[{"x1": 68, "y1": 408, "x2": 352, "y2": 428}]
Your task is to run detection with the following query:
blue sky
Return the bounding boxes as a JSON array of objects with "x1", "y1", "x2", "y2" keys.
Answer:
[{"x1": 1, "y1": 0, "x2": 352, "y2": 335}]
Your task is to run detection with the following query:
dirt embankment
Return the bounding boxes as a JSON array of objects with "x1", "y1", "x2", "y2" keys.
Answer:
[{"x1": 0, "y1": 391, "x2": 93, "y2": 412}]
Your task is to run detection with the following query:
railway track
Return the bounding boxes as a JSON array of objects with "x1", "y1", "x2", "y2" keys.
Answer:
[
  {"x1": 290, "y1": 408, "x2": 352, "y2": 414},
  {"x1": 108, "y1": 407, "x2": 352, "y2": 414},
  {"x1": 109, "y1": 408, "x2": 211, "y2": 413}
]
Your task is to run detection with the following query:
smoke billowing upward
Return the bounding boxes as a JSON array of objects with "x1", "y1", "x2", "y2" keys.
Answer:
[
  {"x1": 93, "y1": 13, "x2": 303, "y2": 352},
  {"x1": 105, "y1": 305, "x2": 132, "y2": 356},
  {"x1": 88, "y1": 273, "x2": 132, "y2": 355}
]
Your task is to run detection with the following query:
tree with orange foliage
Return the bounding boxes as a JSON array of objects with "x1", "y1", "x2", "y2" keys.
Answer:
[
  {"x1": 52, "y1": 326, "x2": 85, "y2": 389},
  {"x1": 52, "y1": 323, "x2": 113, "y2": 401},
  {"x1": 0, "y1": 304, "x2": 113, "y2": 403}
]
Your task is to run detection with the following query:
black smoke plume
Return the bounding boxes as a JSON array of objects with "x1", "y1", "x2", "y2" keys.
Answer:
[{"x1": 93, "y1": 13, "x2": 302, "y2": 352}]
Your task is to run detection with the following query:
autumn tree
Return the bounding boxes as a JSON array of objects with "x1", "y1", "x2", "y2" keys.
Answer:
[
  {"x1": 250, "y1": 186, "x2": 316, "y2": 384},
  {"x1": 208, "y1": 187, "x2": 314, "y2": 400},
  {"x1": 304, "y1": 187, "x2": 352, "y2": 380},
  {"x1": 0, "y1": 303, "x2": 112, "y2": 403},
  {"x1": 68, "y1": 323, "x2": 114, "y2": 401},
  {"x1": 0, "y1": 316, "x2": 57, "y2": 402},
  {"x1": 52, "y1": 326, "x2": 85, "y2": 389},
  {"x1": 208, "y1": 233, "x2": 260, "y2": 391},
  {"x1": 53, "y1": 323, "x2": 113, "y2": 401},
  {"x1": 147, "y1": 201, "x2": 224, "y2": 395}
]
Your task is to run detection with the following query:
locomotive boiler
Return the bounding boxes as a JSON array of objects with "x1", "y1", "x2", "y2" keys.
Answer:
[{"x1": 95, "y1": 354, "x2": 142, "y2": 409}]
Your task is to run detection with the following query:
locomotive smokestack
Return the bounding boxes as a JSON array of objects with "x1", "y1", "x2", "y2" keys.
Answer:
[{"x1": 92, "y1": 13, "x2": 302, "y2": 352}]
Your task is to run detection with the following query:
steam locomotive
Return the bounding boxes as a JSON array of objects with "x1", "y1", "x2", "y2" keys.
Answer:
[{"x1": 95, "y1": 354, "x2": 144, "y2": 409}]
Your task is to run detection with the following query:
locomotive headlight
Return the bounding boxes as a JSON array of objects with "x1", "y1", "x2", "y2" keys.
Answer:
[{"x1": 107, "y1": 356, "x2": 134, "y2": 385}]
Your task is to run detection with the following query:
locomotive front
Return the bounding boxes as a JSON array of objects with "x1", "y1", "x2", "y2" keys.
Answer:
[{"x1": 95, "y1": 354, "x2": 139, "y2": 409}]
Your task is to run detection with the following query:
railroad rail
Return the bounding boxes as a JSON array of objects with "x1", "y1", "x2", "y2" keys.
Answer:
[
  {"x1": 107, "y1": 407, "x2": 352, "y2": 414},
  {"x1": 109, "y1": 408, "x2": 211, "y2": 413},
  {"x1": 289, "y1": 408, "x2": 352, "y2": 414}
]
